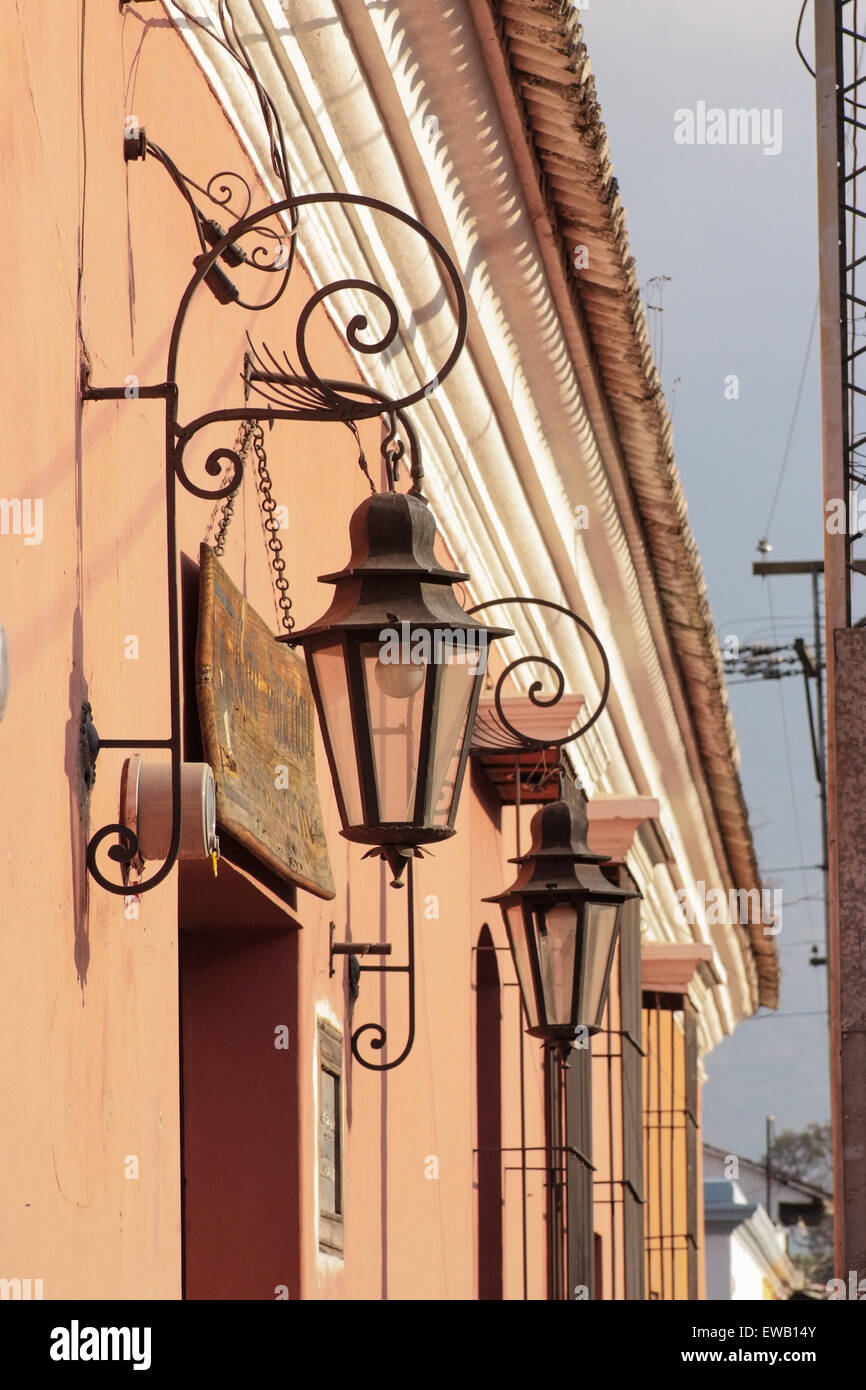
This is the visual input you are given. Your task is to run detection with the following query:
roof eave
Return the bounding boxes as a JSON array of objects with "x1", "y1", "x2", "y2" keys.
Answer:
[{"x1": 472, "y1": 0, "x2": 778, "y2": 1008}]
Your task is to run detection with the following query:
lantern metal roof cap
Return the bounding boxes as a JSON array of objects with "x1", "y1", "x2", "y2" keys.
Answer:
[
  {"x1": 284, "y1": 490, "x2": 512, "y2": 641},
  {"x1": 483, "y1": 794, "x2": 640, "y2": 904},
  {"x1": 320, "y1": 490, "x2": 468, "y2": 584}
]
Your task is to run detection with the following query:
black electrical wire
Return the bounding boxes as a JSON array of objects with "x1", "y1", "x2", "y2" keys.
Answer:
[
  {"x1": 796, "y1": 0, "x2": 816, "y2": 79},
  {"x1": 761, "y1": 296, "x2": 819, "y2": 544}
]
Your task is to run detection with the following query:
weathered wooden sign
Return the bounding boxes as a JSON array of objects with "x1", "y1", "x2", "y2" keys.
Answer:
[{"x1": 196, "y1": 544, "x2": 335, "y2": 899}]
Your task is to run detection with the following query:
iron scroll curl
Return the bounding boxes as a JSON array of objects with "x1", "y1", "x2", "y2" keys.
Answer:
[
  {"x1": 168, "y1": 191, "x2": 468, "y2": 498},
  {"x1": 83, "y1": 764, "x2": 184, "y2": 898},
  {"x1": 84, "y1": 823, "x2": 143, "y2": 895},
  {"x1": 350, "y1": 1020, "x2": 415, "y2": 1072},
  {"x1": 174, "y1": 445, "x2": 245, "y2": 503},
  {"x1": 466, "y1": 596, "x2": 611, "y2": 750},
  {"x1": 203, "y1": 169, "x2": 252, "y2": 220}
]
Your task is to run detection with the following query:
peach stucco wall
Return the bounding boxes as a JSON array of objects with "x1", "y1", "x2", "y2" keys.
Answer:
[
  {"x1": 0, "y1": 3, "x2": 183, "y2": 1299},
  {"x1": 0, "y1": 3, "x2": 708, "y2": 1303},
  {"x1": 0, "y1": 3, "x2": 551, "y2": 1300}
]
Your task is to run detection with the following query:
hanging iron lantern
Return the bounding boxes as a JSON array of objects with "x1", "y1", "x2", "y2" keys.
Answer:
[
  {"x1": 484, "y1": 792, "x2": 638, "y2": 1044},
  {"x1": 284, "y1": 490, "x2": 510, "y2": 884}
]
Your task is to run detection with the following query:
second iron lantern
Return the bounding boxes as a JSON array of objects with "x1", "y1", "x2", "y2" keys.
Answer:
[
  {"x1": 484, "y1": 791, "x2": 639, "y2": 1046},
  {"x1": 284, "y1": 490, "x2": 510, "y2": 885}
]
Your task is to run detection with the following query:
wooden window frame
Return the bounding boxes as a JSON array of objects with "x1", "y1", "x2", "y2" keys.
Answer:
[{"x1": 317, "y1": 1019, "x2": 344, "y2": 1257}]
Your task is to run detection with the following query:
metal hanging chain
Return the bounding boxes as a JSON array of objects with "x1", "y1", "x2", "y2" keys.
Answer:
[
  {"x1": 203, "y1": 419, "x2": 294, "y2": 634},
  {"x1": 250, "y1": 421, "x2": 295, "y2": 634},
  {"x1": 205, "y1": 417, "x2": 375, "y2": 633}
]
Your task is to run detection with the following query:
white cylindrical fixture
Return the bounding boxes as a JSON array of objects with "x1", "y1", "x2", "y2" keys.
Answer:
[{"x1": 122, "y1": 756, "x2": 219, "y2": 862}]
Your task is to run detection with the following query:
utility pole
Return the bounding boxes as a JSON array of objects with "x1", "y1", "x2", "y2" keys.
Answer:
[{"x1": 814, "y1": 0, "x2": 865, "y2": 1284}]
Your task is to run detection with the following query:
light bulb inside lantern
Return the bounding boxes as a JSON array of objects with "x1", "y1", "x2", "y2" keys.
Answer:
[{"x1": 374, "y1": 657, "x2": 425, "y2": 699}]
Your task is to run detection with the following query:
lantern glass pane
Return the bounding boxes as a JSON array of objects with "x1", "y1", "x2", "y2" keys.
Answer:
[
  {"x1": 427, "y1": 640, "x2": 481, "y2": 825},
  {"x1": 581, "y1": 902, "x2": 620, "y2": 1029},
  {"x1": 505, "y1": 902, "x2": 540, "y2": 1031},
  {"x1": 537, "y1": 902, "x2": 579, "y2": 1029},
  {"x1": 311, "y1": 644, "x2": 363, "y2": 826},
  {"x1": 362, "y1": 641, "x2": 425, "y2": 823}
]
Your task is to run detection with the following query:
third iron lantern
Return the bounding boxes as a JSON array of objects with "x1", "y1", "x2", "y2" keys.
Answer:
[
  {"x1": 484, "y1": 791, "x2": 638, "y2": 1044},
  {"x1": 284, "y1": 490, "x2": 511, "y2": 885}
]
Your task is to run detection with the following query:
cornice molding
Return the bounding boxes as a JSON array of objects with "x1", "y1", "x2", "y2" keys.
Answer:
[
  {"x1": 587, "y1": 793, "x2": 660, "y2": 860},
  {"x1": 641, "y1": 943, "x2": 716, "y2": 996}
]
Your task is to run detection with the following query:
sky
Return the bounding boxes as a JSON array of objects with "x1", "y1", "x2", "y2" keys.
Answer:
[{"x1": 582, "y1": 0, "x2": 830, "y2": 1160}]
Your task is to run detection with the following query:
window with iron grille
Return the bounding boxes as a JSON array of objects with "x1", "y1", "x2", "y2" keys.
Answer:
[
  {"x1": 317, "y1": 1019, "x2": 344, "y2": 1256},
  {"x1": 588, "y1": 870, "x2": 645, "y2": 1300},
  {"x1": 642, "y1": 993, "x2": 699, "y2": 1300}
]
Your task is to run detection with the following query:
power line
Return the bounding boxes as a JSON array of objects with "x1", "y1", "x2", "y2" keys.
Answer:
[
  {"x1": 761, "y1": 296, "x2": 819, "y2": 543},
  {"x1": 796, "y1": 0, "x2": 816, "y2": 79},
  {"x1": 742, "y1": 1010, "x2": 827, "y2": 1022},
  {"x1": 761, "y1": 865, "x2": 824, "y2": 873}
]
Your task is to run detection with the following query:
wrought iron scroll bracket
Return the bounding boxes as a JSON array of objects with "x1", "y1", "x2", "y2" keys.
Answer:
[
  {"x1": 467, "y1": 595, "x2": 611, "y2": 757},
  {"x1": 330, "y1": 860, "x2": 418, "y2": 1072},
  {"x1": 79, "y1": 145, "x2": 468, "y2": 897}
]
